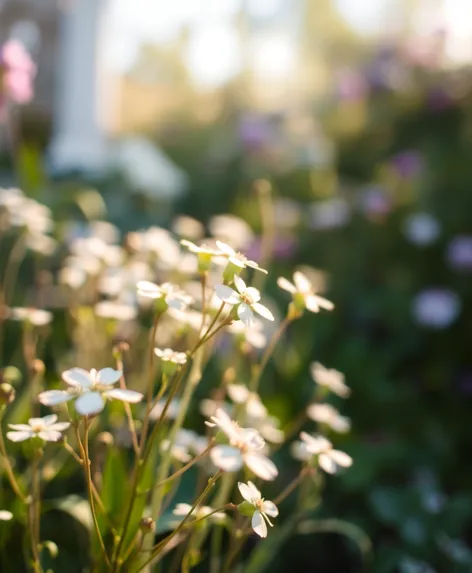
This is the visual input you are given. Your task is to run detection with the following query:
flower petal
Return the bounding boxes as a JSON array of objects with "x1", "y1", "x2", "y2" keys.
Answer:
[
  {"x1": 40, "y1": 414, "x2": 58, "y2": 426},
  {"x1": 262, "y1": 500, "x2": 278, "y2": 518},
  {"x1": 252, "y1": 303, "x2": 274, "y2": 322},
  {"x1": 96, "y1": 368, "x2": 122, "y2": 385},
  {"x1": 238, "y1": 481, "x2": 260, "y2": 504},
  {"x1": 49, "y1": 422, "x2": 71, "y2": 432},
  {"x1": 62, "y1": 368, "x2": 93, "y2": 388},
  {"x1": 75, "y1": 392, "x2": 105, "y2": 416},
  {"x1": 0, "y1": 510, "x2": 13, "y2": 521},
  {"x1": 252, "y1": 510, "x2": 267, "y2": 538},
  {"x1": 277, "y1": 277, "x2": 296, "y2": 293},
  {"x1": 38, "y1": 430, "x2": 62, "y2": 442},
  {"x1": 244, "y1": 452, "x2": 278, "y2": 481},
  {"x1": 210, "y1": 445, "x2": 243, "y2": 473},
  {"x1": 293, "y1": 272, "x2": 311, "y2": 293},
  {"x1": 329, "y1": 449, "x2": 353, "y2": 468},
  {"x1": 233, "y1": 275, "x2": 247, "y2": 294},
  {"x1": 7, "y1": 430, "x2": 33, "y2": 442},
  {"x1": 245, "y1": 260, "x2": 267, "y2": 274},
  {"x1": 215, "y1": 240, "x2": 235, "y2": 256},
  {"x1": 245, "y1": 287, "x2": 261, "y2": 302},
  {"x1": 237, "y1": 303, "x2": 255, "y2": 327},
  {"x1": 7, "y1": 424, "x2": 32, "y2": 431},
  {"x1": 104, "y1": 388, "x2": 143, "y2": 403},
  {"x1": 38, "y1": 390, "x2": 73, "y2": 407},
  {"x1": 215, "y1": 285, "x2": 240, "y2": 305},
  {"x1": 319, "y1": 453, "x2": 337, "y2": 474}
]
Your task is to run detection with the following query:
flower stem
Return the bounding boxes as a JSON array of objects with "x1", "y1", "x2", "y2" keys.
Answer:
[{"x1": 0, "y1": 412, "x2": 27, "y2": 502}]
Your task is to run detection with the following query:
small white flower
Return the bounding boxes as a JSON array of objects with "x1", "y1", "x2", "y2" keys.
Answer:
[
  {"x1": 216, "y1": 241, "x2": 267, "y2": 274},
  {"x1": 10, "y1": 308, "x2": 53, "y2": 326},
  {"x1": 298, "y1": 432, "x2": 352, "y2": 474},
  {"x1": 180, "y1": 240, "x2": 222, "y2": 257},
  {"x1": 154, "y1": 348, "x2": 187, "y2": 365},
  {"x1": 38, "y1": 368, "x2": 143, "y2": 416},
  {"x1": 215, "y1": 276, "x2": 274, "y2": 327},
  {"x1": 209, "y1": 215, "x2": 254, "y2": 250},
  {"x1": 227, "y1": 384, "x2": 267, "y2": 419},
  {"x1": 206, "y1": 409, "x2": 278, "y2": 481},
  {"x1": 95, "y1": 301, "x2": 137, "y2": 321},
  {"x1": 306, "y1": 404, "x2": 351, "y2": 433},
  {"x1": 136, "y1": 281, "x2": 192, "y2": 310},
  {"x1": 277, "y1": 272, "x2": 334, "y2": 313},
  {"x1": 227, "y1": 319, "x2": 267, "y2": 349},
  {"x1": 7, "y1": 414, "x2": 70, "y2": 443},
  {"x1": 0, "y1": 510, "x2": 13, "y2": 521},
  {"x1": 238, "y1": 481, "x2": 278, "y2": 538},
  {"x1": 310, "y1": 362, "x2": 350, "y2": 398},
  {"x1": 149, "y1": 398, "x2": 181, "y2": 421}
]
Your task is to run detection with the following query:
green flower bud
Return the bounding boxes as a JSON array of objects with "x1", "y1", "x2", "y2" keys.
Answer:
[
  {"x1": 0, "y1": 383, "x2": 15, "y2": 406},
  {"x1": 237, "y1": 501, "x2": 255, "y2": 517}
]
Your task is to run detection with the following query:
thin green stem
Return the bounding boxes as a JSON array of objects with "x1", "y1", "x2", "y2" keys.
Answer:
[{"x1": 0, "y1": 412, "x2": 27, "y2": 502}]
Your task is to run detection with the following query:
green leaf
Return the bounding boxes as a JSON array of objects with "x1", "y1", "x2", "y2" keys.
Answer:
[
  {"x1": 100, "y1": 447, "x2": 128, "y2": 530},
  {"x1": 52, "y1": 495, "x2": 93, "y2": 531}
]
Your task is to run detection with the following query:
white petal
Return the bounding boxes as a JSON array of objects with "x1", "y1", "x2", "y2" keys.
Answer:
[
  {"x1": 244, "y1": 452, "x2": 278, "y2": 481},
  {"x1": 319, "y1": 453, "x2": 337, "y2": 474},
  {"x1": 329, "y1": 449, "x2": 353, "y2": 468},
  {"x1": 62, "y1": 368, "x2": 93, "y2": 388},
  {"x1": 245, "y1": 260, "x2": 267, "y2": 274},
  {"x1": 75, "y1": 392, "x2": 105, "y2": 416},
  {"x1": 227, "y1": 384, "x2": 249, "y2": 404},
  {"x1": 210, "y1": 445, "x2": 243, "y2": 472},
  {"x1": 277, "y1": 277, "x2": 296, "y2": 293},
  {"x1": 252, "y1": 303, "x2": 274, "y2": 322},
  {"x1": 245, "y1": 287, "x2": 261, "y2": 302},
  {"x1": 38, "y1": 390, "x2": 73, "y2": 407},
  {"x1": 48, "y1": 422, "x2": 71, "y2": 432},
  {"x1": 229, "y1": 256, "x2": 247, "y2": 269},
  {"x1": 317, "y1": 296, "x2": 335, "y2": 311},
  {"x1": 7, "y1": 430, "x2": 33, "y2": 442},
  {"x1": 0, "y1": 510, "x2": 13, "y2": 521},
  {"x1": 7, "y1": 424, "x2": 32, "y2": 431},
  {"x1": 173, "y1": 503, "x2": 192, "y2": 516},
  {"x1": 293, "y1": 272, "x2": 311, "y2": 293},
  {"x1": 262, "y1": 500, "x2": 278, "y2": 517},
  {"x1": 233, "y1": 275, "x2": 247, "y2": 294},
  {"x1": 238, "y1": 481, "x2": 260, "y2": 504},
  {"x1": 215, "y1": 240, "x2": 235, "y2": 256},
  {"x1": 238, "y1": 303, "x2": 255, "y2": 327},
  {"x1": 252, "y1": 511, "x2": 267, "y2": 538},
  {"x1": 136, "y1": 280, "x2": 159, "y2": 293},
  {"x1": 104, "y1": 388, "x2": 143, "y2": 403},
  {"x1": 41, "y1": 414, "x2": 58, "y2": 426},
  {"x1": 215, "y1": 284, "x2": 240, "y2": 305},
  {"x1": 28, "y1": 417, "x2": 46, "y2": 428},
  {"x1": 38, "y1": 430, "x2": 62, "y2": 442},
  {"x1": 96, "y1": 368, "x2": 122, "y2": 385}
]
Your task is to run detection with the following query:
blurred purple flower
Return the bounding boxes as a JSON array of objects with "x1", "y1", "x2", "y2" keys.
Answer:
[
  {"x1": 446, "y1": 235, "x2": 472, "y2": 272},
  {"x1": 238, "y1": 113, "x2": 273, "y2": 151},
  {"x1": 391, "y1": 150, "x2": 423, "y2": 179},
  {"x1": 246, "y1": 235, "x2": 298, "y2": 262},
  {"x1": 360, "y1": 187, "x2": 392, "y2": 219},
  {"x1": 335, "y1": 68, "x2": 368, "y2": 102},
  {"x1": 0, "y1": 40, "x2": 36, "y2": 115},
  {"x1": 412, "y1": 288, "x2": 461, "y2": 329}
]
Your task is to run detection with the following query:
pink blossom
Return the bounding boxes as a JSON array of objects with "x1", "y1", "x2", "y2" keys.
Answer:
[{"x1": 0, "y1": 40, "x2": 36, "y2": 110}]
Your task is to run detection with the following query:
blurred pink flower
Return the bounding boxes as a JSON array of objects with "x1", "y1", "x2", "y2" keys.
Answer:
[
  {"x1": 0, "y1": 40, "x2": 36, "y2": 112},
  {"x1": 446, "y1": 235, "x2": 472, "y2": 272}
]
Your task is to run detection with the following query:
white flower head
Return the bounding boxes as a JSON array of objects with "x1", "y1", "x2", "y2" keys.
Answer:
[
  {"x1": 0, "y1": 510, "x2": 13, "y2": 521},
  {"x1": 298, "y1": 432, "x2": 352, "y2": 474},
  {"x1": 306, "y1": 403, "x2": 351, "y2": 433},
  {"x1": 206, "y1": 409, "x2": 278, "y2": 481},
  {"x1": 154, "y1": 348, "x2": 187, "y2": 365},
  {"x1": 277, "y1": 272, "x2": 334, "y2": 314},
  {"x1": 38, "y1": 368, "x2": 143, "y2": 416},
  {"x1": 310, "y1": 362, "x2": 350, "y2": 398},
  {"x1": 215, "y1": 276, "x2": 274, "y2": 327},
  {"x1": 216, "y1": 240, "x2": 267, "y2": 275},
  {"x1": 10, "y1": 308, "x2": 53, "y2": 326},
  {"x1": 149, "y1": 398, "x2": 181, "y2": 421},
  {"x1": 181, "y1": 239, "x2": 223, "y2": 272},
  {"x1": 7, "y1": 414, "x2": 70, "y2": 443},
  {"x1": 238, "y1": 481, "x2": 278, "y2": 538},
  {"x1": 227, "y1": 384, "x2": 267, "y2": 419},
  {"x1": 136, "y1": 281, "x2": 192, "y2": 311}
]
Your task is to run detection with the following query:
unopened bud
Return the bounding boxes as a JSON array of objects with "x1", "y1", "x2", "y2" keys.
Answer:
[
  {"x1": 0, "y1": 383, "x2": 15, "y2": 405},
  {"x1": 32, "y1": 359, "x2": 45, "y2": 376},
  {"x1": 96, "y1": 432, "x2": 114, "y2": 447},
  {"x1": 139, "y1": 517, "x2": 156, "y2": 534},
  {"x1": 2, "y1": 366, "x2": 22, "y2": 386}
]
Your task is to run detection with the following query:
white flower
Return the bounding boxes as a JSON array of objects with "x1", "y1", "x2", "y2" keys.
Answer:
[
  {"x1": 173, "y1": 503, "x2": 225, "y2": 522},
  {"x1": 227, "y1": 384, "x2": 267, "y2": 419},
  {"x1": 310, "y1": 362, "x2": 350, "y2": 398},
  {"x1": 95, "y1": 301, "x2": 137, "y2": 321},
  {"x1": 209, "y1": 215, "x2": 254, "y2": 250},
  {"x1": 10, "y1": 308, "x2": 53, "y2": 326},
  {"x1": 172, "y1": 215, "x2": 205, "y2": 240},
  {"x1": 180, "y1": 240, "x2": 222, "y2": 257},
  {"x1": 216, "y1": 241, "x2": 267, "y2": 274},
  {"x1": 154, "y1": 348, "x2": 187, "y2": 365},
  {"x1": 277, "y1": 272, "x2": 334, "y2": 313},
  {"x1": 306, "y1": 404, "x2": 351, "y2": 433},
  {"x1": 0, "y1": 510, "x2": 13, "y2": 521},
  {"x1": 238, "y1": 481, "x2": 278, "y2": 538},
  {"x1": 215, "y1": 276, "x2": 274, "y2": 327},
  {"x1": 403, "y1": 213, "x2": 440, "y2": 246},
  {"x1": 206, "y1": 409, "x2": 278, "y2": 481},
  {"x1": 298, "y1": 432, "x2": 352, "y2": 474},
  {"x1": 149, "y1": 398, "x2": 181, "y2": 421},
  {"x1": 136, "y1": 281, "x2": 192, "y2": 310},
  {"x1": 412, "y1": 289, "x2": 461, "y2": 329},
  {"x1": 227, "y1": 319, "x2": 267, "y2": 349},
  {"x1": 7, "y1": 414, "x2": 70, "y2": 442},
  {"x1": 38, "y1": 368, "x2": 143, "y2": 416}
]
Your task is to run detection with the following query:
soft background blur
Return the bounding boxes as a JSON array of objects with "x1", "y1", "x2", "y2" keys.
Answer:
[{"x1": 2, "y1": 0, "x2": 472, "y2": 571}]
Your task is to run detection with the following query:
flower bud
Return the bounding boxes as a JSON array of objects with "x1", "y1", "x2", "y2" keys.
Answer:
[
  {"x1": 96, "y1": 432, "x2": 114, "y2": 447},
  {"x1": 1, "y1": 366, "x2": 22, "y2": 386},
  {"x1": 139, "y1": 517, "x2": 156, "y2": 534},
  {"x1": 31, "y1": 359, "x2": 45, "y2": 376},
  {"x1": 0, "y1": 383, "x2": 15, "y2": 405},
  {"x1": 237, "y1": 501, "x2": 255, "y2": 517}
]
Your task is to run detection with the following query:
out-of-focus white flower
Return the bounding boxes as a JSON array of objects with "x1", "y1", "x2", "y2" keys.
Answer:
[
  {"x1": 238, "y1": 481, "x2": 278, "y2": 538},
  {"x1": 248, "y1": 414, "x2": 285, "y2": 444},
  {"x1": 150, "y1": 398, "x2": 181, "y2": 421},
  {"x1": 38, "y1": 368, "x2": 143, "y2": 416},
  {"x1": 446, "y1": 235, "x2": 472, "y2": 272},
  {"x1": 136, "y1": 281, "x2": 192, "y2": 311},
  {"x1": 172, "y1": 216, "x2": 205, "y2": 240},
  {"x1": 206, "y1": 409, "x2": 277, "y2": 481},
  {"x1": 209, "y1": 214, "x2": 254, "y2": 250},
  {"x1": 10, "y1": 308, "x2": 53, "y2": 326},
  {"x1": 95, "y1": 301, "x2": 137, "y2": 321},
  {"x1": 277, "y1": 272, "x2": 334, "y2": 314},
  {"x1": 227, "y1": 319, "x2": 267, "y2": 349},
  {"x1": 309, "y1": 198, "x2": 350, "y2": 230},
  {"x1": 58, "y1": 266, "x2": 87, "y2": 289},
  {"x1": 199, "y1": 399, "x2": 233, "y2": 419},
  {"x1": 227, "y1": 384, "x2": 267, "y2": 419},
  {"x1": 173, "y1": 503, "x2": 225, "y2": 522},
  {"x1": 295, "y1": 432, "x2": 352, "y2": 474},
  {"x1": 310, "y1": 362, "x2": 350, "y2": 398},
  {"x1": 215, "y1": 276, "x2": 274, "y2": 327},
  {"x1": 25, "y1": 233, "x2": 57, "y2": 256},
  {"x1": 154, "y1": 348, "x2": 187, "y2": 374},
  {"x1": 180, "y1": 240, "x2": 223, "y2": 272},
  {"x1": 306, "y1": 403, "x2": 351, "y2": 433},
  {"x1": 7, "y1": 414, "x2": 70, "y2": 442},
  {"x1": 273, "y1": 198, "x2": 301, "y2": 230},
  {"x1": 216, "y1": 241, "x2": 267, "y2": 274},
  {"x1": 0, "y1": 510, "x2": 13, "y2": 521},
  {"x1": 412, "y1": 289, "x2": 461, "y2": 329},
  {"x1": 403, "y1": 213, "x2": 440, "y2": 246}
]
